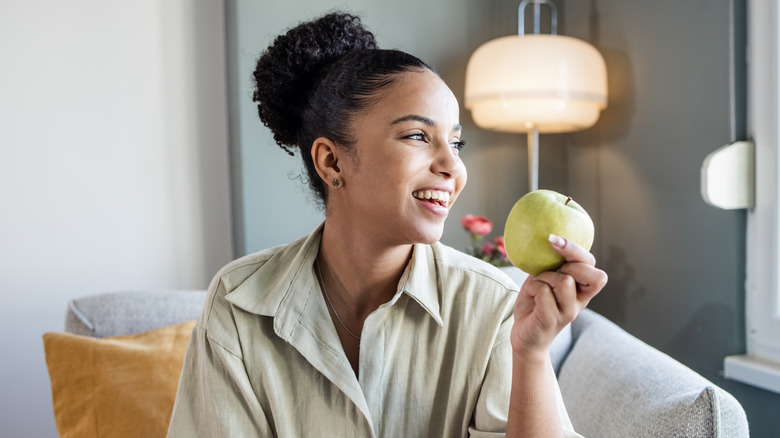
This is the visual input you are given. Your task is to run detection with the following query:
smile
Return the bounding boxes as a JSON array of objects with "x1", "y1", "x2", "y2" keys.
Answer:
[{"x1": 413, "y1": 190, "x2": 451, "y2": 208}]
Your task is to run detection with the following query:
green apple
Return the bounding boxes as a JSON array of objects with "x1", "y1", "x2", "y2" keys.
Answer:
[{"x1": 504, "y1": 189, "x2": 594, "y2": 276}]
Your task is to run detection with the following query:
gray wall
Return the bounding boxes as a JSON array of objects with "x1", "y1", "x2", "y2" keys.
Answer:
[
  {"x1": 562, "y1": 0, "x2": 780, "y2": 435},
  {"x1": 227, "y1": 0, "x2": 780, "y2": 434}
]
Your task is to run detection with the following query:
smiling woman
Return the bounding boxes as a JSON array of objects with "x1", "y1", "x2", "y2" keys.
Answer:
[{"x1": 167, "y1": 11, "x2": 606, "y2": 438}]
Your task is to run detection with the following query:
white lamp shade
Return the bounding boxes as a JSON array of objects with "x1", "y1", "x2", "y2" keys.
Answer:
[{"x1": 465, "y1": 34, "x2": 608, "y2": 133}]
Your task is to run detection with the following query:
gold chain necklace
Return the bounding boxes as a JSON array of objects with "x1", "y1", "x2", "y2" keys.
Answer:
[{"x1": 315, "y1": 259, "x2": 361, "y2": 341}]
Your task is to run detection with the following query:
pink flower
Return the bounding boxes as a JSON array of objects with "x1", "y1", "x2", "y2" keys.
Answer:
[
  {"x1": 493, "y1": 236, "x2": 507, "y2": 258},
  {"x1": 461, "y1": 215, "x2": 492, "y2": 236},
  {"x1": 481, "y1": 241, "x2": 496, "y2": 256}
]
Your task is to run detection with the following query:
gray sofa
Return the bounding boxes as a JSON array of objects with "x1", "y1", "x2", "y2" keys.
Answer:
[{"x1": 65, "y1": 290, "x2": 749, "y2": 437}]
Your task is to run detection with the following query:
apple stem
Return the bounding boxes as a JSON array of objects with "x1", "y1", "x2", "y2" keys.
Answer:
[{"x1": 565, "y1": 197, "x2": 572, "y2": 206}]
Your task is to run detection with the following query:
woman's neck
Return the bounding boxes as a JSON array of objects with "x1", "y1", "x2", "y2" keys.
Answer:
[{"x1": 318, "y1": 219, "x2": 413, "y2": 321}]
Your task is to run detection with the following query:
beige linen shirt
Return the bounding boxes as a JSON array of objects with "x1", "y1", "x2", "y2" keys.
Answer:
[{"x1": 167, "y1": 224, "x2": 580, "y2": 437}]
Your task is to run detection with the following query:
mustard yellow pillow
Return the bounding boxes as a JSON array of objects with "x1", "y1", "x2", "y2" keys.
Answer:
[{"x1": 42, "y1": 321, "x2": 196, "y2": 438}]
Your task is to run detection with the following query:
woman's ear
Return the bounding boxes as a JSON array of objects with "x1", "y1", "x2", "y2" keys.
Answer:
[{"x1": 311, "y1": 137, "x2": 342, "y2": 186}]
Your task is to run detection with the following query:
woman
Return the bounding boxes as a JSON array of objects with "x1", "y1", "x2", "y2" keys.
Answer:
[{"x1": 168, "y1": 12, "x2": 607, "y2": 438}]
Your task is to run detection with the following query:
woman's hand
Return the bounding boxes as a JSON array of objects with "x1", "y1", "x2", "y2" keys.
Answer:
[{"x1": 510, "y1": 234, "x2": 608, "y2": 359}]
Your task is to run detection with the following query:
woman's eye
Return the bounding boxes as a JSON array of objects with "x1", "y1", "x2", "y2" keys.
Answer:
[
  {"x1": 405, "y1": 133, "x2": 426, "y2": 141},
  {"x1": 451, "y1": 139, "x2": 466, "y2": 151}
]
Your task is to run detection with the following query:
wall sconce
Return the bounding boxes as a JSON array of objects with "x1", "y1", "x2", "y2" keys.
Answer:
[{"x1": 465, "y1": 0, "x2": 608, "y2": 192}]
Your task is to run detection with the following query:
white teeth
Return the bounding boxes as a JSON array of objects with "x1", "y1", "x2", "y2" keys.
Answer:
[{"x1": 413, "y1": 190, "x2": 451, "y2": 204}]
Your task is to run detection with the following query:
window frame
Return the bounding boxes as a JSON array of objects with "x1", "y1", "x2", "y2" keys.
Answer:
[{"x1": 724, "y1": 0, "x2": 780, "y2": 394}]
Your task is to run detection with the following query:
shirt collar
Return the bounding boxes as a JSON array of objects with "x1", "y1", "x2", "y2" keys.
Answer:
[
  {"x1": 397, "y1": 243, "x2": 444, "y2": 327},
  {"x1": 226, "y1": 223, "x2": 445, "y2": 335}
]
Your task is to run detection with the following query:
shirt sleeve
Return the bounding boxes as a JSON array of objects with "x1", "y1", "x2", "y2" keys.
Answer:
[
  {"x1": 167, "y1": 288, "x2": 273, "y2": 437},
  {"x1": 468, "y1": 321, "x2": 583, "y2": 438}
]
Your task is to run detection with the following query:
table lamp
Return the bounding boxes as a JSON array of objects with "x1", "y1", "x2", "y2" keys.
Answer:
[{"x1": 465, "y1": 0, "x2": 608, "y2": 192}]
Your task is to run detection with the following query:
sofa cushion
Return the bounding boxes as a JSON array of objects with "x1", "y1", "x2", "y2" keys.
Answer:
[
  {"x1": 43, "y1": 321, "x2": 195, "y2": 438},
  {"x1": 65, "y1": 290, "x2": 207, "y2": 337},
  {"x1": 559, "y1": 310, "x2": 749, "y2": 437}
]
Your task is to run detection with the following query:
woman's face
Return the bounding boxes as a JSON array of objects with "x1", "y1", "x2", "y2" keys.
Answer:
[{"x1": 333, "y1": 69, "x2": 467, "y2": 245}]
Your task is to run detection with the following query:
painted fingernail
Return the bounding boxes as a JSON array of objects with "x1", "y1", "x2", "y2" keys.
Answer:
[{"x1": 549, "y1": 234, "x2": 566, "y2": 248}]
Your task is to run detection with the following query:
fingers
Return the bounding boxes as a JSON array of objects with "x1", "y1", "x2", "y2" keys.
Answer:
[
  {"x1": 549, "y1": 234, "x2": 596, "y2": 266},
  {"x1": 533, "y1": 282, "x2": 565, "y2": 327},
  {"x1": 557, "y1": 262, "x2": 608, "y2": 304},
  {"x1": 531, "y1": 259, "x2": 608, "y2": 316},
  {"x1": 531, "y1": 272, "x2": 581, "y2": 322},
  {"x1": 515, "y1": 235, "x2": 608, "y2": 344},
  {"x1": 513, "y1": 260, "x2": 607, "y2": 355},
  {"x1": 547, "y1": 234, "x2": 607, "y2": 305}
]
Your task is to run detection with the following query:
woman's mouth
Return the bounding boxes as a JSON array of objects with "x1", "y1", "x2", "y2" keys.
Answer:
[{"x1": 412, "y1": 190, "x2": 451, "y2": 208}]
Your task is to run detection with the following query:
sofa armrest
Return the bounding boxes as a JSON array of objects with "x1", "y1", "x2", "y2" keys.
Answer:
[
  {"x1": 559, "y1": 309, "x2": 748, "y2": 438},
  {"x1": 65, "y1": 290, "x2": 207, "y2": 338}
]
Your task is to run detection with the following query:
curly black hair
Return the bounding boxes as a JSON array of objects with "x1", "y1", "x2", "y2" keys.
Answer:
[{"x1": 252, "y1": 12, "x2": 435, "y2": 205}]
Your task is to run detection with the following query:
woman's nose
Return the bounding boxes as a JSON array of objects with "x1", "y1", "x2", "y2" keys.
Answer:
[{"x1": 431, "y1": 141, "x2": 465, "y2": 179}]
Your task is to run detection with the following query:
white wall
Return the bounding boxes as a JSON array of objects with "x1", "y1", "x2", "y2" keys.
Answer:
[{"x1": 0, "y1": 1, "x2": 232, "y2": 435}]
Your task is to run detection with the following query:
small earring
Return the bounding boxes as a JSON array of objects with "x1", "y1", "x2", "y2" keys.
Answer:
[{"x1": 331, "y1": 178, "x2": 340, "y2": 187}]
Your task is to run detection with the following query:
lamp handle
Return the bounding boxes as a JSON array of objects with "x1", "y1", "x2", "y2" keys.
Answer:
[{"x1": 518, "y1": 0, "x2": 557, "y2": 36}]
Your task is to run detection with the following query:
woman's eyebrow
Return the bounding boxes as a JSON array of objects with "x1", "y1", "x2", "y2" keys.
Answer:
[
  {"x1": 391, "y1": 114, "x2": 435, "y2": 126},
  {"x1": 391, "y1": 114, "x2": 462, "y2": 132}
]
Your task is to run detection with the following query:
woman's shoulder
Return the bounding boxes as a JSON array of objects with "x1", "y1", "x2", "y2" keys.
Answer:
[
  {"x1": 430, "y1": 241, "x2": 521, "y2": 293},
  {"x1": 195, "y1": 233, "x2": 314, "y2": 347},
  {"x1": 211, "y1": 245, "x2": 286, "y2": 292},
  {"x1": 427, "y1": 241, "x2": 521, "y2": 323},
  {"x1": 426, "y1": 242, "x2": 519, "y2": 347},
  {"x1": 211, "y1": 233, "x2": 312, "y2": 293}
]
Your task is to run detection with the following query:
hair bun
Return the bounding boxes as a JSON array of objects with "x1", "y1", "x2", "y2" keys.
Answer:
[{"x1": 252, "y1": 12, "x2": 377, "y2": 152}]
